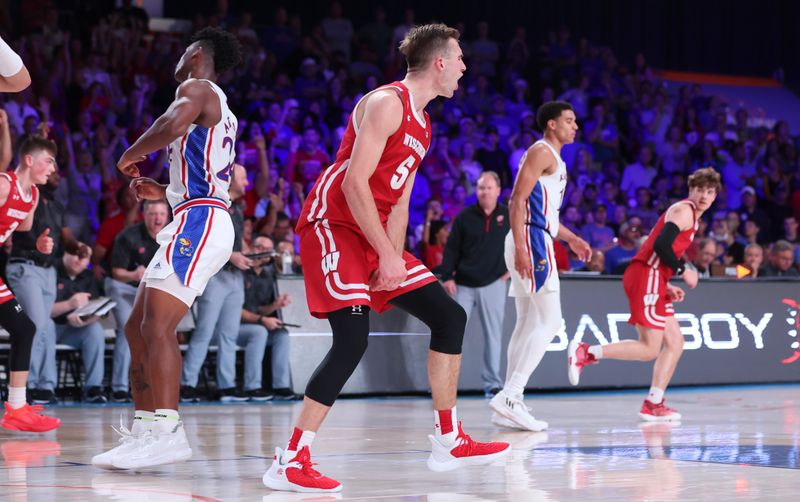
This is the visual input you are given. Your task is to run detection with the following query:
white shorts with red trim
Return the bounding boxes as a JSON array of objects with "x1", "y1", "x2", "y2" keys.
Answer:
[
  {"x1": 299, "y1": 220, "x2": 437, "y2": 319},
  {"x1": 143, "y1": 198, "x2": 234, "y2": 299}
]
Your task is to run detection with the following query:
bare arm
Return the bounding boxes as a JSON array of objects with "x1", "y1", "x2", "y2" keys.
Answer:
[
  {"x1": 118, "y1": 79, "x2": 218, "y2": 176},
  {"x1": 557, "y1": 220, "x2": 592, "y2": 262},
  {"x1": 0, "y1": 109, "x2": 11, "y2": 170},
  {"x1": 16, "y1": 191, "x2": 38, "y2": 232},
  {"x1": 0, "y1": 177, "x2": 10, "y2": 208},
  {"x1": 340, "y1": 90, "x2": 403, "y2": 259},
  {"x1": 0, "y1": 34, "x2": 31, "y2": 93},
  {"x1": 385, "y1": 169, "x2": 416, "y2": 254},
  {"x1": 508, "y1": 146, "x2": 550, "y2": 278}
]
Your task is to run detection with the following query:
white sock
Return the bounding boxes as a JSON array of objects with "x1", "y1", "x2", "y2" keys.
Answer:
[
  {"x1": 132, "y1": 410, "x2": 155, "y2": 434},
  {"x1": 647, "y1": 387, "x2": 665, "y2": 404},
  {"x1": 282, "y1": 429, "x2": 316, "y2": 463},
  {"x1": 434, "y1": 406, "x2": 458, "y2": 446},
  {"x1": 7, "y1": 387, "x2": 26, "y2": 409},
  {"x1": 589, "y1": 345, "x2": 603, "y2": 359},
  {"x1": 153, "y1": 408, "x2": 180, "y2": 433},
  {"x1": 503, "y1": 371, "x2": 529, "y2": 401}
]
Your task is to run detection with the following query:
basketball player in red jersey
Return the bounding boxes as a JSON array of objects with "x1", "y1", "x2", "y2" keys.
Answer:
[
  {"x1": 568, "y1": 167, "x2": 721, "y2": 421},
  {"x1": 263, "y1": 24, "x2": 509, "y2": 494},
  {"x1": 0, "y1": 136, "x2": 60, "y2": 432}
]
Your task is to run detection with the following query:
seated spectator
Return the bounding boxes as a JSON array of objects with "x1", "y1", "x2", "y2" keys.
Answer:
[
  {"x1": 284, "y1": 127, "x2": 330, "y2": 193},
  {"x1": 422, "y1": 220, "x2": 448, "y2": 270},
  {"x1": 782, "y1": 216, "x2": 799, "y2": 245},
  {"x1": 688, "y1": 238, "x2": 717, "y2": 278},
  {"x1": 51, "y1": 250, "x2": 106, "y2": 403},
  {"x1": 277, "y1": 239, "x2": 302, "y2": 274},
  {"x1": 107, "y1": 199, "x2": 168, "y2": 402},
  {"x1": 240, "y1": 235, "x2": 294, "y2": 399},
  {"x1": 743, "y1": 243, "x2": 764, "y2": 279},
  {"x1": 759, "y1": 240, "x2": 800, "y2": 277},
  {"x1": 92, "y1": 186, "x2": 141, "y2": 280},
  {"x1": 604, "y1": 219, "x2": 642, "y2": 274},
  {"x1": 576, "y1": 249, "x2": 604, "y2": 273},
  {"x1": 581, "y1": 204, "x2": 614, "y2": 250}
]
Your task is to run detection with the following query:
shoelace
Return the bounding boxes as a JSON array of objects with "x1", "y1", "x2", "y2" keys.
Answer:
[
  {"x1": 453, "y1": 427, "x2": 477, "y2": 457},
  {"x1": 111, "y1": 417, "x2": 137, "y2": 445},
  {"x1": 295, "y1": 452, "x2": 324, "y2": 479}
]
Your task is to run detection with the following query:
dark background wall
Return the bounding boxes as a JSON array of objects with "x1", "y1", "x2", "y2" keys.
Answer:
[{"x1": 160, "y1": 0, "x2": 800, "y2": 86}]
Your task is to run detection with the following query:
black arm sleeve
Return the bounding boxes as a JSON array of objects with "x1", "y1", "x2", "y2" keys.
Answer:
[{"x1": 653, "y1": 222, "x2": 685, "y2": 274}]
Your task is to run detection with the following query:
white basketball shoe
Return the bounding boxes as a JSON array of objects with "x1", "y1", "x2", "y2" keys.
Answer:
[
  {"x1": 489, "y1": 390, "x2": 548, "y2": 432},
  {"x1": 111, "y1": 421, "x2": 192, "y2": 470}
]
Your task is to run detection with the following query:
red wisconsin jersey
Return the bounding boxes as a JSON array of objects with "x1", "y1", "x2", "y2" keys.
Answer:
[
  {"x1": 631, "y1": 199, "x2": 698, "y2": 280},
  {"x1": 297, "y1": 81, "x2": 432, "y2": 234},
  {"x1": 0, "y1": 171, "x2": 38, "y2": 245}
]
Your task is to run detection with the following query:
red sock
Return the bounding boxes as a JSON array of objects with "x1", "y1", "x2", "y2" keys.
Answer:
[
  {"x1": 287, "y1": 427, "x2": 303, "y2": 451},
  {"x1": 436, "y1": 409, "x2": 454, "y2": 435}
]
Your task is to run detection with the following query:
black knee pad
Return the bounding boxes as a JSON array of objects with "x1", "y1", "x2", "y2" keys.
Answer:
[
  {"x1": 390, "y1": 282, "x2": 466, "y2": 355},
  {"x1": 304, "y1": 305, "x2": 371, "y2": 406},
  {"x1": 0, "y1": 300, "x2": 37, "y2": 372}
]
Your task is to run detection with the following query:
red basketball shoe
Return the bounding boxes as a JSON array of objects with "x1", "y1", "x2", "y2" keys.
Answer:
[
  {"x1": 427, "y1": 421, "x2": 511, "y2": 472},
  {"x1": 262, "y1": 446, "x2": 342, "y2": 493},
  {"x1": 1, "y1": 402, "x2": 61, "y2": 432},
  {"x1": 567, "y1": 340, "x2": 598, "y2": 385},
  {"x1": 638, "y1": 399, "x2": 682, "y2": 422}
]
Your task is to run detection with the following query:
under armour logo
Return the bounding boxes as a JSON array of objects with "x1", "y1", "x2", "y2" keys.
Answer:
[
  {"x1": 351, "y1": 305, "x2": 364, "y2": 315},
  {"x1": 14, "y1": 304, "x2": 22, "y2": 313},
  {"x1": 407, "y1": 115, "x2": 411, "y2": 122}
]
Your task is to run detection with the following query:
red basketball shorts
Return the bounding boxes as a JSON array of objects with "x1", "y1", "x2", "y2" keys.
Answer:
[
  {"x1": 299, "y1": 221, "x2": 438, "y2": 319},
  {"x1": 623, "y1": 262, "x2": 674, "y2": 330}
]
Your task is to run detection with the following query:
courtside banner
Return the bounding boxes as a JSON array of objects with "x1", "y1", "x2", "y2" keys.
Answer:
[{"x1": 280, "y1": 277, "x2": 800, "y2": 392}]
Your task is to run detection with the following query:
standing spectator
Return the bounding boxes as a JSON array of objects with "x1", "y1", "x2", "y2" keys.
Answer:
[
  {"x1": 658, "y1": 125, "x2": 689, "y2": 175},
  {"x1": 722, "y1": 143, "x2": 757, "y2": 210},
  {"x1": 628, "y1": 187, "x2": 660, "y2": 229},
  {"x1": 738, "y1": 186, "x2": 769, "y2": 243},
  {"x1": 240, "y1": 235, "x2": 294, "y2": 400},
  {"x1": 51, "y1": 250, "x2": 106, "y2": 403},
  {"x1": 469, "y1": 21, "x2": 499, "y2": 77},
  {"x1": 759, "y1": 240, "x2": 799, "y2": 277},
  {"x1": 107, "y1": 199, "x2": 167, "y2": 402},
  {"x1": 321, "y1": 1, "x2": 354, "y2": 63},
  {"x1": 421, "y1": 220, "x2": 449, "y2": 270},
  {"x1": 477, "y1": 126, "x2": 511, "y2": 188},
  {"x1": 284, "y1": 128, "x2": 330, "y2": 193},
  {"x1": 620, "y1": 145, "x2": 657, "y2": 199},
  {"x1": 435, "y1": 172, "x2": 509, "y2": 396},
  {"x1": 181, "y1": 165, "x2": 254, "y2": 402},
  {"x1": 604, "y1": 219, "x2": 642, "y2": 274}
]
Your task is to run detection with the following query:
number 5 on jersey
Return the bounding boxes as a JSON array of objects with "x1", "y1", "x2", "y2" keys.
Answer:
[{"x1": 390, "y1": 155, "x2": 415, "y2": 190}]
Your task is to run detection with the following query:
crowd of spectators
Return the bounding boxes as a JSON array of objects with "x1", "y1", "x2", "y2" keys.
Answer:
[{"x1": 2, "y1": 2, "x2": 800, "y2": 400}]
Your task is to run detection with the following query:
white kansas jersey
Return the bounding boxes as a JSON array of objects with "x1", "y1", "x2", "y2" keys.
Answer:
[
  {"x1": 521, "y1": 139, "x2": 567, "y2": 238},
  {"x1": 166, "y1": 79, "x2": 237, "y2": 209}
]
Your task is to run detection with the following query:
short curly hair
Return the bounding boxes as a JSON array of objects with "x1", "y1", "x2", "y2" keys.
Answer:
[{"x1": 190, "y1": 27, "x2": 242, "y2": 74}]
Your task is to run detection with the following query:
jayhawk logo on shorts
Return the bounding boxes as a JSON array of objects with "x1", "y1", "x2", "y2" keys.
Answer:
[
  {"x1": 534, "y1": 258, "x2": 548, "y2": 272},
  {"x1": 178, "y1": 236, "x2": 194, "y2": 257}
]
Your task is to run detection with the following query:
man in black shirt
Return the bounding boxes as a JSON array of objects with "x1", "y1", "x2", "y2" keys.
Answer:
[
  {"x1": 240, "y1": 235, "x2": 293, "y2": 399},
  {"x1": 52, "y1": 250, "x2": 106, "y2": 402},
  {"x1": 6, "y1": 169, "x2": 90, "y2": 404},
  {"x1": 107, "y1": 199, "x2": 167, "y2": 402},
  {"x1": 435, "y1": 172, "x2": 509, "y2": 396}
]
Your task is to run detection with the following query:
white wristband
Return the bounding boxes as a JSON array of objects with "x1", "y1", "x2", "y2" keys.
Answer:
[{"x1": 0, "y1": 35, "x2": 24, "y2": 77}]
